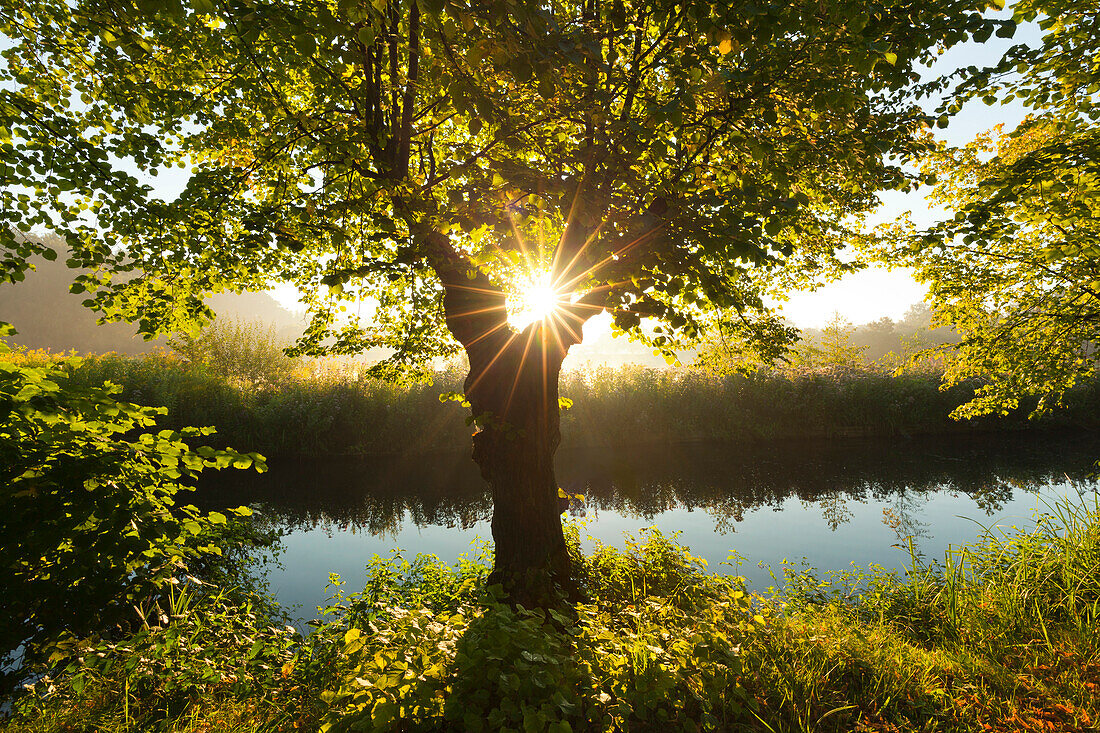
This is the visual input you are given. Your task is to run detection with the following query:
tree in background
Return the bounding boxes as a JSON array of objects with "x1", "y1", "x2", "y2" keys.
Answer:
[
  {"x1": 691, "y1": 312, "x2": 798, "y2": 377},
  {"x1": 2, "y1": 0, "x2": 1000, "y2": 599},
  {"x1": 854, "y1": 304, "x2": 961, "y2": 368},
  {"x1": 822, "y1": 313, "x2": 869, "y2": 369},
  {"x1": 895, "y1": 0, "x2": 1100, "y2": 418},
  {"x1": 858, "y1": 316, "x2": 901, "y2": 362},
  {"x1": 792, "y1": 312, "x2": 868, "y2": 371},
  {"x1": 169, "y1": 317, "x2": 298, "y2": 387},
  {"x1": 693, "y1": 303, "x2": 961, "y2": 376}
]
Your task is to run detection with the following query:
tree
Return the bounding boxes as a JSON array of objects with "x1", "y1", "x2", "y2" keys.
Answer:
[
  {"x1": 2, "y1": 0, "x2": 1000, "y2": 600},
  {"x1": 817, "y1": 313, "x2": 867, "y2": 369},
  {"x1": 894, "y1": 0, "x2": 1100, "y2": 418},
  {"x1": 692, "y1": 312, "x2": 798, "y2": 377}
]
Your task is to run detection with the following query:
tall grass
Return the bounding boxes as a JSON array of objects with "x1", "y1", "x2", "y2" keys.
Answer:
[
  {"x1": 5, "y1": 345, "x2": 1098, "y2": 455},
  {"x1": 561, "y1": 364, "x2": 1100, "y2": 446},
  {"x1": 49, "y1": 351, "x2": 471, "y2": 455}
]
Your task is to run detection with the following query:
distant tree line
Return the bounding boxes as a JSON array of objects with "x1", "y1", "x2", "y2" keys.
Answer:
[
  {"x1": 795, "y1": 304, "x2": 961, "y2": 368},
  {"x1": 696, "y1": 303, "x2": 962, "y2": 376}
]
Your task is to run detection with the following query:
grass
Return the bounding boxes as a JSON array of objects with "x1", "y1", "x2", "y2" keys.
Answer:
[
  {"x1": 4, "y1": 347, "x2": 1098, "y2": 456},
  {"x1": 6, "y1": 492, "x2": 1099, "y2": 732}
]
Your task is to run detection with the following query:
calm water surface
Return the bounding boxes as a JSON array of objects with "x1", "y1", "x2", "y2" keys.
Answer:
[{"x1": 197, "y1": 432, "x2": 1100, "y2": 624}]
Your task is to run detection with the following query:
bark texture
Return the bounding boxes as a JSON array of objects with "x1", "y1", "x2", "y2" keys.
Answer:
[{"x1": 465, "y1": 322, "x2": 575, "y2": 604}]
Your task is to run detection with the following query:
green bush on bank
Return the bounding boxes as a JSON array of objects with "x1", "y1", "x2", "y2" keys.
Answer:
[
  {"x1": 0, "y1": 324, "x2": 271, "y2": 690},
  {"x1": 0, "y1": 330, "x2": 290, "y2": 720},
  {"x1": 309, "y1": 528, "x2": 759, "y2": 732}
]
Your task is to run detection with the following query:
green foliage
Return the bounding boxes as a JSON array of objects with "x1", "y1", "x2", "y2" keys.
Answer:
[
  {"x1": 692, "y1": 311, "x2": 800, "y2": 377},
  {"x1": 314, "y1": 529, "x2": 760, "y2": 733},
  {"x1": 898, "y1": 120, "x2": 1100, "y2": 419},
  {"x1": 8, "y1": 508, "x2": 1100, "y2": 732},
  {"x1": 574, "y1": 526, "x2": 734, "y2": 608},
  {"x1": 2, "y1": 0, "x2": 997, "y2": 361},
  {"x1": 10, "y1": 588, "x2": 310, "y2": 732},
  {"x1": 560, "y1": 365, "x2": 1066, "y2": 445},
  {"x1": 786, "y1": 313, "x2": 869, "y2": 373},
  {"x1": 0, "y1": 322, "x2": 266, "y2": 687},
  {"x1": 862, "y1": 491, "x2": 1100, "y2": 648},
  {"x1": 168, "y1": 317, "x2": 297, "y2": 387},
  {"x1": 48, "y1": 588, "x2": 297, "y2": 709},
  {"x1": 891, "y1": 1, "x2": 1100, "y2": 419},
  {"x1": 50, "y1": 350, "x2": 471, "y2": 454},
  {"x1": 727, "y1": 493, "x2": 1100, "y2": 731}
]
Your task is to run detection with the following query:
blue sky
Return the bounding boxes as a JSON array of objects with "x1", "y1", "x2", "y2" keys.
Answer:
[{"x1": 780, "y1": 17, "x2": 1041, "y2": 328}]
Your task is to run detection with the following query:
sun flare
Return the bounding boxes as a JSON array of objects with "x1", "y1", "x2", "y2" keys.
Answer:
[{"x1": 509, "y1": 272, "x2": 563, "y2": 329}]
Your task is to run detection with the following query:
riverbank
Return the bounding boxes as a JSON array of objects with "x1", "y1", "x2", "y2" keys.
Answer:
[
  {"x1": 10, "y1": 351, "x2": 1100, "y2": 456},
  {"x1": 6, "y1": 494, "x2": 1098, "y2": 732}
]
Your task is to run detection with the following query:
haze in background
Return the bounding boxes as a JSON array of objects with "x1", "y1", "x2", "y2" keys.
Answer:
[{"x1": 0, "y1": 234, "x2": 304, "y2": 355}]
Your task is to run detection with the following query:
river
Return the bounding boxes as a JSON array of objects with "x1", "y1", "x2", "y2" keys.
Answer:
[{"x1": 196, "y1": 431, "x2": 1100, "y2": 625}]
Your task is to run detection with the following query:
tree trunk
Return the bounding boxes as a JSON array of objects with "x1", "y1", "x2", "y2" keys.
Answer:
[
  {"x1": 464, "y1": 323, "x2": 577, "y2": 605},
  {"x1": 419, "y1": 226, "x2": 599, "y2": 605}
]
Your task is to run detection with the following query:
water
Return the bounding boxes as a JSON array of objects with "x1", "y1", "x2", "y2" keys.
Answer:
[{"x1": 196, "y1": 431, "x2": 1100, "y2": 624}]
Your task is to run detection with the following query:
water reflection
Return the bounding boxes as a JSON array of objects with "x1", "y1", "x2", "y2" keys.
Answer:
[
  {"x1": 197, "y1": 432, "x2": 1099, "y2": 538},
  {"x1": 195, "y1": 431, "x2": 1100, "y2": 623}
]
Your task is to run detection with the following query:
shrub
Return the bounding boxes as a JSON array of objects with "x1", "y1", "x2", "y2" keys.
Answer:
[
  {"x1": 312, "y1": 528, "x2": 761, "y2": 732},
  {"x1": 0, "y1": 323, "x2": 266, "y2": 692},
  {"x1": 169, "y1": 317, "x2": 296, "y2": 387}
]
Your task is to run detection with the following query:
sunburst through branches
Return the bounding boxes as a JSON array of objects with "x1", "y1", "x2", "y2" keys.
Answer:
[{"x1": 508, "y1": 271, "x2": 566, "y2": 330}]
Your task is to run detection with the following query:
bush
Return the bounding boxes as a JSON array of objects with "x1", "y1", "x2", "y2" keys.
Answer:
[
  {"x1": 0, "y1": 322, "x2": 266, "y2": 692},
  {"x1": 168, "y1": 317, "x2": 296, "y2": 387},
  {"x1": 310, "y1": 528, "x2": 761, "y2": 732}
]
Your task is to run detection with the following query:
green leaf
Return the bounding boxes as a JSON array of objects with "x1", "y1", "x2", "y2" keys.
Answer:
[{"x1": 295, "y1": 33, "x2": 317, "y2": 57}]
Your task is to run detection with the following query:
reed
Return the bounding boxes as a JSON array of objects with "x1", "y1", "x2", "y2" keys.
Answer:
[{"x1": 6, "y1": 348, "x2": 1099, "y2": 455}]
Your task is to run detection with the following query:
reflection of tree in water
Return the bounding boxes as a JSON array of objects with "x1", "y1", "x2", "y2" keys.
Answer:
[
  {"x1": 807, "y1": 490, "x2": 854, "y2": 532},
  {"x1": 882, "y1": 489, "x2": 932, "y2": 542},
  {"x1": 197, "y1": 433, "x2": 1100, "y2": 537},
  {"x1": 947, "y1": 479, "x2": 1015, "y2": 517},
  {"x1": 196, "y1": 453, "x2": 492, "y2": 537},
  {"x1": 558, "y1": 433, "x2": 1100, "y2": 534}
]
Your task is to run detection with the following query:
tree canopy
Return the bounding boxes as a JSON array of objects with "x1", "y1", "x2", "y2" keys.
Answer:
[
  {"x1": 894, "y1": 0, "x2": 1100, "y2": 418},
  {"x1": 4, "y1": 0, "x2": 998, "y2": 358},
  {"x1": 2, "y1": 0, "x2": 1003, "y2": 593}
]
